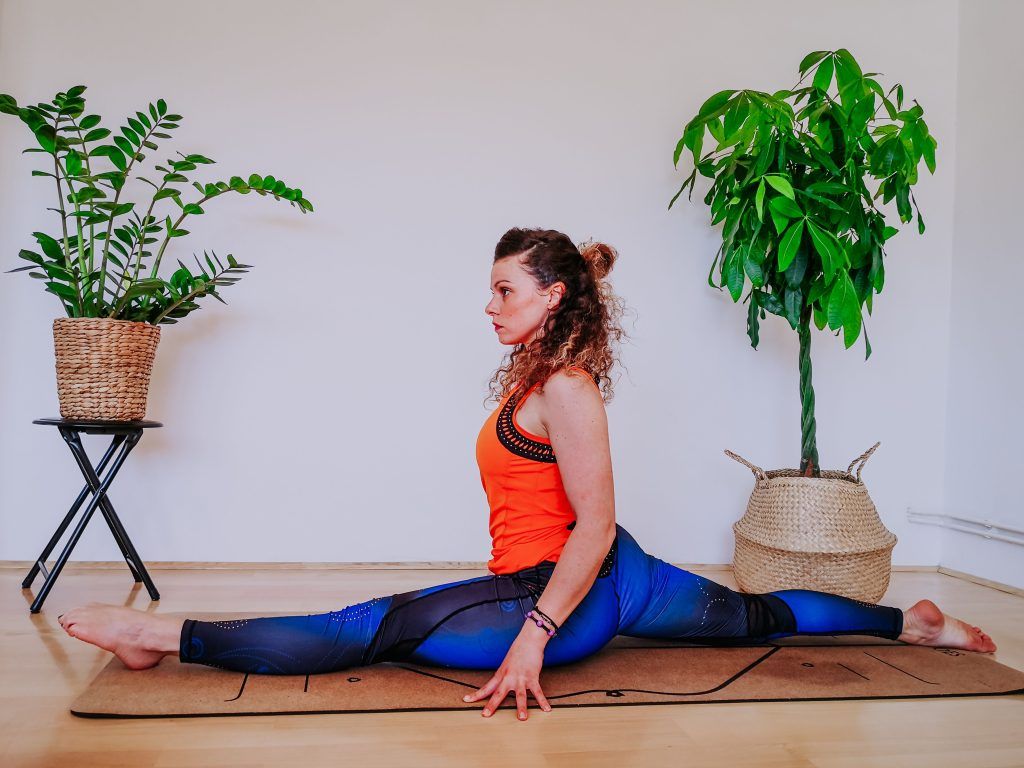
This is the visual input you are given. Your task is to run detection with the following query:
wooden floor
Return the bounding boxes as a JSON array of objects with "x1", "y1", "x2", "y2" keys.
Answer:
[{"x1": 1, "y1": 565, "x2": 1022, "y2": 768}]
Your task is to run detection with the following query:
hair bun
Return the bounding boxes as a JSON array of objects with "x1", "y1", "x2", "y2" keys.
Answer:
[{"x1": 578, "y1": 241, "x2": 617, "y2": 280}]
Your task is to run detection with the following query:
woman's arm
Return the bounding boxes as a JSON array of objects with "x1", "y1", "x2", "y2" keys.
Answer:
[
  {"x1": 463, "y1": 369, "x2": 616, "y2": 719},
  {"x1": 526, "y1": 369, "x2": 616, "y2": 632}
]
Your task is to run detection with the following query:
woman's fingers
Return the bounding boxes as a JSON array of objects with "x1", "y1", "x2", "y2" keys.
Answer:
[
  {"x1": 482, "y1": 685, "x2": 510, "y2": 717},
  {"x1": 463, "y1": 674, "x2": 499, "y2": 703},
  {"x1": 515, "y1": 687, "x2": 529, "y2": 720},
  {"x1": 531, "y1": 684, "x2": 552, "y2": 713}
]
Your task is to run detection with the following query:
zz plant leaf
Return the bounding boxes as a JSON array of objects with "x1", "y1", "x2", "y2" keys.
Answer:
[
  {"x1": 669, "y1": 49, "x2": 936, "y2": 475},
  {"x1": 0, "y1": 85, "x2": 314, "y2": 325}
]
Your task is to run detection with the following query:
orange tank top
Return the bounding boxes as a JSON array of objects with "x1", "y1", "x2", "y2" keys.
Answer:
[{"x1": 475, "y1": 366, "x2": 596, "y2": 574}]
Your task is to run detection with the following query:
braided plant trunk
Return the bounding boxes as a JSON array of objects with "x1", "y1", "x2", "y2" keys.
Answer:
[{"x1": 798, "y1": 306, "x2": 820, "y2": 477}]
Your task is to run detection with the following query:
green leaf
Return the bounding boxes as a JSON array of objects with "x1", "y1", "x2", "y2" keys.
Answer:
[
  {"x1": 812, "y1": 56, "x2": 834, "y2": 92},
  {"x1": 746, "y1": 294, "x2": 760, "y2": 348},
  {"x1": 127, "y1": 116, "x2": 145, "y2": 136},
  {"x1": 778, "y1": 220, "x2": 804, "y2": 271},
  {"x1": 805, "y1": 219, "x2": 838, "y2": 281},
  {"x1": 769, "y1": 205, "x2": 790, "y2": 235},
  {"x1": 153, "y1": 188, "x2": 180, "y2": 201},
  {"x1": 768, "y1": 195, "x2": 803, "y2": 219},
  {"x1": 813, "y1": 302, "x2": 828, "y2": 331},
  {"x1": 743, "y1": 245, "x2": 764, "y2": 287},
  {"x1": 92, "y1": 144, "x2": 127, "y2": 171},
  {"x1": 182, "y1": 203, "x2": 205, "y2": 215},
  {"x1": 34, "y1": 124, "x2": 57, "y2": 154},
  {"x1": 754, "y1": 178, "x2": 766, "y2": 220},
  {"x1": 798, "y1": 50, "x2": 830, "y2": 75},
  {"x1": 872, "y1": 137, "x2": 906, "y2": 175},
  {"x1": 45, "y1": 281, "x2": 78, "y2": 299},
  {"x1": 922, "y1": 134, "x2": 937, "y2": 174},
  {"x1": 33, "y1": 232, "x2": 65, "y2": 261},
  {"x1": 79, "y1": 114, "x2": 100, "y2": 130},
  {"x1": 698, "y1": 89, "x2": 736, "y2": 118},
  {"x1": 784, "y1": 287, "x2": 802, "y2": 329},
  {"x1": 784, "y1": 243, "x2": 808, "y2": 288},
  {"x1": 18, "y1": 249, "x2": 46, "y2": 267},
  {"x1": 83, "y1": 128, "x2": 111, "y2": 142},
  {"x1": 248, "y1": 173, "x2": 263, "y2": 188},
  {"x1": 842, "y1": 286, "x2": 862, "y2": 348},
  {"x1": 827, "y1": 273, "x2": 852, "y2": 331},
  {"x1": 113, "y1": 136, "x2": 134, "y2": 156},
  {"x1": 65, "y1": 150, "x2": 83, "y2": 177},
  {"x1": 759, "y1": 292, "x2": 784, "y2": 316},
  {"x1": 725, "y1": 250, "x2": 745, "y2": 301},
  {"x1": 763, "y1": 175, "x2": 795, "y2": 200}
]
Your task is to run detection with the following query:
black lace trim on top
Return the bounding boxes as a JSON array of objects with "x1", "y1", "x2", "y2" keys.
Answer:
[{"x1": 496, "y1": 387, "x2": 556, "y2": 463}]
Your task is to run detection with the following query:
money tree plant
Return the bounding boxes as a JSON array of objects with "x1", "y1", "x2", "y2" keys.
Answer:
[
  {"x1": 0, "y1": 85, "x2": 313, "y2": 325},
  {"x1": 669, "y1": 49, "x2": 936, "y2": 476}
]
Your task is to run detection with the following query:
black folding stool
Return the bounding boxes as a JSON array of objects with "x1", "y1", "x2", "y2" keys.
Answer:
[{"x1": 22, "y1": 418, "x2": 162, "y2": 613}]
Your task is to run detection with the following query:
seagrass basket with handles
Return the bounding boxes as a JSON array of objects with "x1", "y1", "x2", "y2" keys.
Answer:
[
  {"x1": 724, "y1": 442, "x2": 896, "y2": 603},
  {"x1": 53, "y1": 317, "x2": 161, "y2": 421}
]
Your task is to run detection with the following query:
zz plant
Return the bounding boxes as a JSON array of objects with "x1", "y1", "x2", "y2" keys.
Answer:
[
  {"x1": 669, "y1": 49, "x2": 936, "y2": 476},
  {"x1": 0, "y1": 85, "x2": 313, "y2": 325}
]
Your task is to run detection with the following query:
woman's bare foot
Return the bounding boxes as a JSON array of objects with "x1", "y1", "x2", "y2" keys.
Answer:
[
  {"x1": 898, "y1": 599, "x2": 997, "y2": 653},
  {"x1": 58, "y1": 603, "x2": 184, "y2": 670}
]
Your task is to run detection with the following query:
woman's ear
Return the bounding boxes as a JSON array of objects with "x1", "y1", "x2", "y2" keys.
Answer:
[{"x1": 548, "y1": 282, "x2": 567, "y2": 310}]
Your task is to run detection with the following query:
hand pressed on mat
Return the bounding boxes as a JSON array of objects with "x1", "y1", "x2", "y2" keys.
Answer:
[{"x1": 462, "y1": 619, "x2": 553, "y2": 720}]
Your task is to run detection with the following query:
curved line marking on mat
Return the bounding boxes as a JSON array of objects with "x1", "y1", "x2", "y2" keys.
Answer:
[
  {"x1": 225, "y1": 673, "x2": 248, "y2": 702},
  {"x1": 391, "y1": 646, "x2": 781, "y2": 700}
]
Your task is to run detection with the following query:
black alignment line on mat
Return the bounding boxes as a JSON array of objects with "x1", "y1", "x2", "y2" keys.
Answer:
[
  {"x1": 225, "y1": 673, "x2": 249, "y2": 702},
  {"x1": 304, "y1": 675, "x2": 309, "y2": 693},
  {"x1": 390, "y1": 664, "x2": 481, "y2": 691},
  {"x1": 863, "y1": 652, "x2": 939, "y2": 685},
  {"x1": 625, "y1": 640, "x2": 902, "y2": 650},
  {"x1": 837, "y1": 662, "x2": 870, "y2": 681},
  {"x1": 396, "y1": 647, "x2": 783, "y2": 700},
  {"x1": 548, "y1": 647, "x2": 778, "y2": 700}
]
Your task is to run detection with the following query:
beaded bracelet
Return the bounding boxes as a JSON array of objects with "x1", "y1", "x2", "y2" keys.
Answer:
[
  {"x1": 531, "y1": 605, "x2": 560, "y2": 633},
  {"x1": 525, "y1": 610, "x2": 557, "y2": 637}
]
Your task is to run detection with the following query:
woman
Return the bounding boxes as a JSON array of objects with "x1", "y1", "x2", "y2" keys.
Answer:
[{"x1": 59, "y1": 227, "x2": 996, "y2": 721}]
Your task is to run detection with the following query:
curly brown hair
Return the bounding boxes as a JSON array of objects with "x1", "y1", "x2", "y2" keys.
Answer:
[{"x1": 486, "y1": 227, "x2": 629, "y2": 405}]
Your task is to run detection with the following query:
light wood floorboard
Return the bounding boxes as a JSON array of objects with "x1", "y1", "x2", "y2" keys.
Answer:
[{"x1": 2, "y1": 566, "x2": 1022, "y2": 767}]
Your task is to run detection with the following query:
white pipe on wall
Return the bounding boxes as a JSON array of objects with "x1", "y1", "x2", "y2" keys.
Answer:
[{"x1": 907, "y1": 508, "x2": 1024, "y2": 547}]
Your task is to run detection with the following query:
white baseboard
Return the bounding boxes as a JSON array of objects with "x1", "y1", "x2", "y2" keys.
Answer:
[{"x1": 0, "y1": 560, "x2": 939, "y2": 572}]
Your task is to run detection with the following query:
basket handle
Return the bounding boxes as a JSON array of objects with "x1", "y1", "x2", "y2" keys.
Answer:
[
  {"x1": 724, "y1": 449, "x2": 768, "y2": 482},
  {"x1": 846, "y1": 441, "x2": 881, "y2": 482}
]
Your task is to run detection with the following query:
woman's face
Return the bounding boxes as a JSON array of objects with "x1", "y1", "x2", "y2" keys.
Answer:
[{"x1": 485, "y1": 255, "x2": 563, "y2": 346}]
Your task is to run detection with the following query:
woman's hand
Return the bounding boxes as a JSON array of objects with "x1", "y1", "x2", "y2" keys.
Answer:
[{"x1": 462, "y1": 624, "x2": 553, "y2": 720}]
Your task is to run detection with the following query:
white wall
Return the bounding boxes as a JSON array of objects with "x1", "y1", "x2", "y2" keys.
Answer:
[
  {"x1": 0, "y1": 1, "x2": 962, "y2": 569},
  {"x1": 940, "y1": 0, "x2": 1024, "y2": 588}
]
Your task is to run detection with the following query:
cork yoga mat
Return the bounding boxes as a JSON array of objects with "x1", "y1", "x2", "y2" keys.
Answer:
[{"x1": 71, "y1": 633, "x2": 1024, "y2": 718}]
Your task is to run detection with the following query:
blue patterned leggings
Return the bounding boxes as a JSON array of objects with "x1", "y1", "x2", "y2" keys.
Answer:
[{"x1": 179, "y1": 524, "x2": 903, "y2": 674}]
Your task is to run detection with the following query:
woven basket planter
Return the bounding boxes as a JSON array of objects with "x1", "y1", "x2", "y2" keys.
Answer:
[
  {"x1": 725, "y1": 443, "x2": 896, "y2": 603},
  {"x1": 53, "y1": 317, "x2": 161, "y2": 421}
]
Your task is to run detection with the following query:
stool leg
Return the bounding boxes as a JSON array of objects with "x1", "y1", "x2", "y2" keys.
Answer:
[
  {"x1": 21, "y1": 435, "x2": 125, "y2": 589},
  {"x1": 29, "y1": 431, "x2": 139, "y2": 613},
  {"x1": 62, "y1": 430, "x2": 160, "y2": 601},
  {"x1": 61, "y1": 431, "x2": 143, "y2": 582}
]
